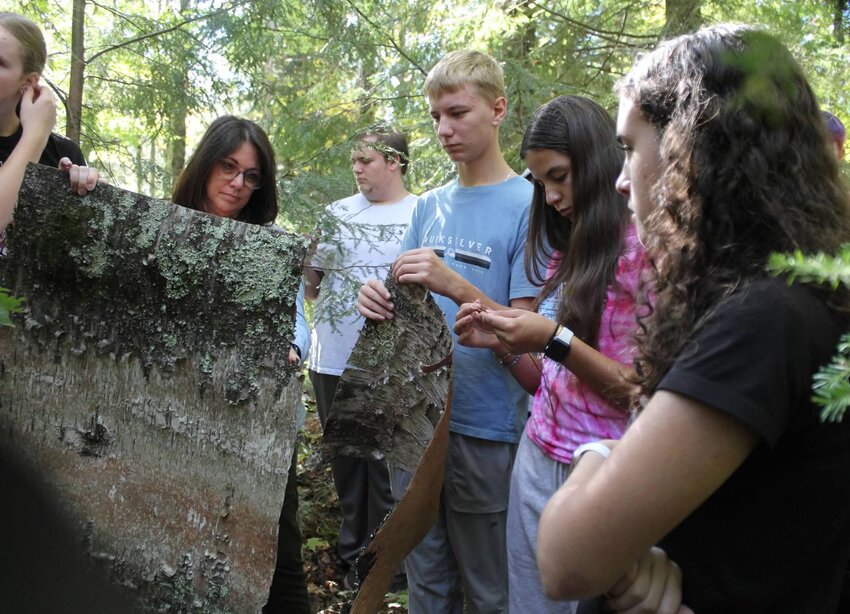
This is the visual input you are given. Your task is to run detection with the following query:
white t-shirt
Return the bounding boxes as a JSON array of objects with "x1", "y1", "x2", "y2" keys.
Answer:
[{"x1": 309, "y1": 192, "x2": 417, "y2": 375}]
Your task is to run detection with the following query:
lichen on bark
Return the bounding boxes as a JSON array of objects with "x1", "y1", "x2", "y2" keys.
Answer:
[
  {"x1": 3, "y1": 163, "x2": 306, "y2": 402},
  {"x1": 323, "y1": 274, "x2": 452, "y2": 473},
  {"x1": 0, "y1": 163, "x2": 308, "y2": 611}
]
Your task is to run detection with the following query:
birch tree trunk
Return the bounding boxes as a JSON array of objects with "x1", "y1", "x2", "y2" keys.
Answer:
[{"x1": 0, "y1": 163, "x2": 307, "y2": 611}]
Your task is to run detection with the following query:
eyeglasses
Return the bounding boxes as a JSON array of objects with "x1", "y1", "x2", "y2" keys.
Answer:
[{"x1": 215, "y1": 159, "x2": 263, "y2": 190}]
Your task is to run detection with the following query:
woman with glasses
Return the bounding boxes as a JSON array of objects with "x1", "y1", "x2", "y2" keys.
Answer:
[
  {"x1": 172, "y1": 115, "x2": 312, "y2": 614},
  {"x1": 171, "y1": 115, "x2": 276, "y2": 224}
]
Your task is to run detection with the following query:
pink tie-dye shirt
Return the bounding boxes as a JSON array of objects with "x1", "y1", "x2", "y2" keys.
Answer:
[{"x1": 526, "y1": 223, "x2": 646, "y2": 464}]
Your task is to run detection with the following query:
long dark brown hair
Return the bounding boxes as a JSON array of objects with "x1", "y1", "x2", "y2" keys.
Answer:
[
  {"x1": 617, "y1": 25, "x2": 850, "y2": 393},
  {"x1": 522, "y1": 95, "x2": 629, "y2": 347},
  {"x1": 171, "y1": 115, "x2": 278, "y2": 225}
]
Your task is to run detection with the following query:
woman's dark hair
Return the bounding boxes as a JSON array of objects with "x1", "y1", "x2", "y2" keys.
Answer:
[
  {"x1": 617, "y1": 24, "x2": 850, "y2": 393},
  {"x1": 171, "y1": 115, "x2": 278, "y2": 225},
  {"x1": 521, "y1": 95, "x2": 628, "y2": 347}
]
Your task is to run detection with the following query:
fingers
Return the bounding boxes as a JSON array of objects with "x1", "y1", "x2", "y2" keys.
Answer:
[
  {"x1": 356, "y1": 279, "x2": 394, "y2": 321},
  {"x1": 392, "y1": 248, "x2": 450, "y2": 293},
  {"x1": 606, "y1": 548, "x2": 685, "y2": 614},
  {"x1": 18, "y1": 86, "x2": 56, "y2": 137},
  {"x1": 455, "y1": 300, "x2": 484, "y2": 321},
  {"x1": 83, "y1": 166, "x2": 100, "y2": 192},
  {"x1": 655, "y1": 561, "x2": 683, "y2": 614},
  {"x1": 61, "y1": 163, "x2": 101, "y2": 196}
]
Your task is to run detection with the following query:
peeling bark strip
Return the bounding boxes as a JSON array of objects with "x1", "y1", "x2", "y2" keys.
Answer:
[
  {"x1": 322, "y1": 275, "x2": 453, "y2": 473},
  {"x1": 352, "y1": 384, "x2": 452, "y2": 613},
  {"x1": 0, "y1": 163, "x2": 307, "y2": 611}
]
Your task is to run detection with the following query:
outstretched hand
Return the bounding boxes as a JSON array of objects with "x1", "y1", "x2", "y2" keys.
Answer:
[
  {"x1": 59, "y1": 157, "x2": 101, "y2": 196},
  {"x1": 475, "y1": 309, "x2": 557, "y2": 355}
]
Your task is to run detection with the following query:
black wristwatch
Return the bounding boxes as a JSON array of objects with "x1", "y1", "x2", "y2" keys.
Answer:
[{"x1": 543, "y1": 324, "x2": 574, "y2": 363}]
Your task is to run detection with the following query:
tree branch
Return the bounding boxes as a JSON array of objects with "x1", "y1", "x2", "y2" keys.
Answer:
[
  {"x1": 85, "y1": 2, "x2": 240, "y2": 65},
  {"x1": 342, "y1": 0, "x2": 428, "y2": 76},
  {"x1": 526, "y1": 0, "x2": 658, "y2": 45}
]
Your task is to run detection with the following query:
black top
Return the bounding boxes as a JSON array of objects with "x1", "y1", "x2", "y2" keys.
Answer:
[
  {"x1": 0, "y1": 124, "x2": 85, "y2": 167},
  {"x1": 657, "y1": 279, "x2": 850, "y2": 613}
]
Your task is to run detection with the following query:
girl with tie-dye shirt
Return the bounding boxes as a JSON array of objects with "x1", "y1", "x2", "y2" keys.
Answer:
[{"x1": 455, "y1": 96, "x2": 647, "y2": 614}]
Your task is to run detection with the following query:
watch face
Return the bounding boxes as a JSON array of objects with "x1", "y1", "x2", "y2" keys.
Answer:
[
  {"x1": 544, "y1": 337, "x2": 569, "y2": 362},
  {"x1": 544, "y1": 326, "x2": 573, "y2": 363}
]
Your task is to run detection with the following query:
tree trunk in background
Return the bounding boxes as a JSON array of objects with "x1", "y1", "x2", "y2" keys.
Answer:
[
  {"x1": 664, "y1": 0, "x2": 703, "y2": 37},
  {"x1": 167, "y1": 105, "x2": 187, "y2": 194},
  {"x1": 834, "y1": 0, "x2": 848, "y2": 44},
  {"x1": 166, "y1": 0, "x2": 190, "y2": 194},
  {"x1": 0, "y1": 164, "x2": 307, "y2": 611},
  {"x1": 149, "y1": 138, "x2": 157, "y2": 196},
  {"x1": 68, "y1": 0, "x2": 85, "y2": 142}
]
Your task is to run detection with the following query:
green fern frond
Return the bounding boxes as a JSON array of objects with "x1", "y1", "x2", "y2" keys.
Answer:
[
  {"x1": 811, "y1": 333, "x2": 850, "y2": 423},
  {"x1": 766, "y1": 246, "x2": 850, "y2": 289}
]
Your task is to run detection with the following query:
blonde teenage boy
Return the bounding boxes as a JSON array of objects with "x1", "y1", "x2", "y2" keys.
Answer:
[{"x1": 357, "y1": 51, "x2": 535, "y2": 613}]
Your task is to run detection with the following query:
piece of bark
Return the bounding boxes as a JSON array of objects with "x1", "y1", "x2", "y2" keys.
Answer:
[
  {"x1": 351, "y1": 381, "x2": 453, "y2": 613},
  {"x1": 0, "y1": 163, "x2": 306, "y2": 611},
  {"x1": 322, "y1": 275, "x2": 452, "y2": 472}
]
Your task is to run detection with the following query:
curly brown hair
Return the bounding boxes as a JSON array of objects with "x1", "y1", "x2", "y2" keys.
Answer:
[{"x1": 617, "y1": 25, "x2": 850, "y2": 394}]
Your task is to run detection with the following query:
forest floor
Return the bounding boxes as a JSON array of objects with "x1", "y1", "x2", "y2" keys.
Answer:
[{"x1": 296, "y1": 386, "x2": 409, "y2": 614}]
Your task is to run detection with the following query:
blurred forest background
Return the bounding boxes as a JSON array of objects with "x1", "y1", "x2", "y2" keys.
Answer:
[{"x1": 10, "y1": 0, "x2": 850, "y2": 233}]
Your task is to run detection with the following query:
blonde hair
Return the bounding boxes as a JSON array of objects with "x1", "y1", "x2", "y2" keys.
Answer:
[
  {"x1": 0, "y1": 13, "x2": 46, "y2": 76},
  {"x1": 424, "y1": 50, "x2": 505, "y2": 102}
]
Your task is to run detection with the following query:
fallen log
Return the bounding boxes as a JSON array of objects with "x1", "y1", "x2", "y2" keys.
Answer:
[{"x1": 0, "y1": 163, "x2": 307, "y2": 611}]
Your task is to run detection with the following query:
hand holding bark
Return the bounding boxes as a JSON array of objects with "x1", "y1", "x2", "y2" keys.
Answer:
[
  {"x1": 357, "y1": 278, "x2": 395, "y2": 320},
  {"x1": 391, "y1": 247, "x2": 462, "y2": 298},
  {"x1": 59, "y1": 157, "x2": 101, "y2": 196}
]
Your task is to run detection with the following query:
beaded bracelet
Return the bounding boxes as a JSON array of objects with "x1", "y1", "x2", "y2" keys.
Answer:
[{"x1": 495, "y1": 350, "x2": 521, "y2": 368}]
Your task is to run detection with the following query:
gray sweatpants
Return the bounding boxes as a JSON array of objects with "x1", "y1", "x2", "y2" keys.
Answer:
[{"x1": 507, "y1": 431, "x2": 576, "y2": 613}]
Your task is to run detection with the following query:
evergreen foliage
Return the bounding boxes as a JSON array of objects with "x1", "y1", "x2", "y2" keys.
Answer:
[
  {"x1": 768, "y1": 249, "x2": 850, "y2": 423},
  {"x1": 12, "y1": 1, "x2": 849, "y2": 232}
]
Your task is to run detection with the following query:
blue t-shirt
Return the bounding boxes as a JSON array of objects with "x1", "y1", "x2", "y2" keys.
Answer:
[{"x1": 401, "y1": 176, "x2": 536, "y2": 443}]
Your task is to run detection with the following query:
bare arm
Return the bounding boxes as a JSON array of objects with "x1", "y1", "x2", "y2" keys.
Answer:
[
  {"x1": 537, "y1": 390, "x2": 758, "y2": 599},
  {"x1": 303, "y1": 266, "x2": 323, "y2": 301},
  {"x1": 0, "y1": 86, "x2": 55, "y2": 230},
  {"x1": 475, "y1": 309, "x2": 636, "y2": 408},
  {"x1": 392, "y1": 247, "x2": 521, "y2": 311}
]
